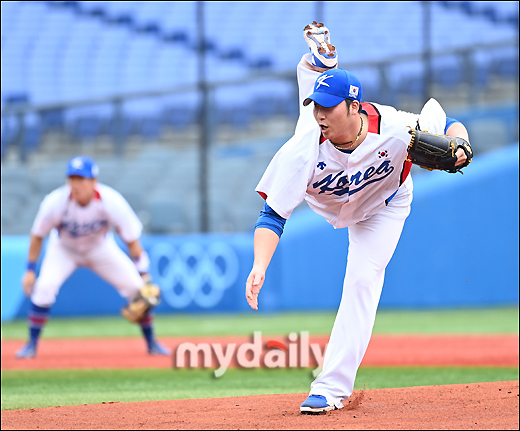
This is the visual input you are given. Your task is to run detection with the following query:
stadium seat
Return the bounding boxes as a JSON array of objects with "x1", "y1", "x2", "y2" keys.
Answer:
[
  {"x1": 59, "y1": 15, "x2": 104, "y2": 102},
  {"x1": 26, "y1": 5, "x2": 76, "y2": 105},
  {"x1": 160, "y1": 1, "x2": 197, "y2": 33},
  {"x1": 1, "y1": 1, "x2": 21, "y2": 44},
  {"x1": 1, "y1": 1, "x2": 518, "y2": 236},
  {"x1": 1, "y1": 2, "x2": 48, "y2": 99}
]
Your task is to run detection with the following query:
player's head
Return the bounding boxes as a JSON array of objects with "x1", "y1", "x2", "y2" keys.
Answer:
[
  {"x1": 66, "y1": 156, "x2": 98, "y2": 206},
  {"x1": 303, "y1": 68, "x2": 363, "y2": 111},
  {"x1": 66, "y1": 156, "x2": 99, "y2": 179},
  {"x1": 304, "y1": 69, "x2": 363, "y2": 144}
]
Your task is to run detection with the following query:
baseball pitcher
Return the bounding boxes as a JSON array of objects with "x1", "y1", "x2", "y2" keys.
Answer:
[{"x1": 245, "y1": 22, "x2": 472, "y2": 414}]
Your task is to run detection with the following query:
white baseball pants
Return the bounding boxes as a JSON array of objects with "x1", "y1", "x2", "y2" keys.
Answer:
[
  {"x1": 295, "y1": 53, "x2": 413, "y2": 408},
  {"x1": 310, "y1": 183, "x2": 412, "y2": 408},
  {"x1": 31, "y1": 232, "x2": 144, "y2": 308}
]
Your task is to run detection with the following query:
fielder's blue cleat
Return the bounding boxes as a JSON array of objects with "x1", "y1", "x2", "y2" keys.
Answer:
[
  {"x1": 16, "y1": 343, "x2": 37, "y2": 359},
  {"x1": 303, "y1": 22, "x2": 338, "y2": 69},
  {"x1": 147, "y1": 340, "x2": 171, "y2": 356},
  {"x1": 300, "y1": 394, "x2": 337, "y2": 414}
]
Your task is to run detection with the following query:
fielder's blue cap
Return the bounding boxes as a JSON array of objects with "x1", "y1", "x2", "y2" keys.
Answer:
[
  {"x1": 66, "y1": 155, "x2": 99, "y2": 178},
  {"x1": 303, "y1": 68, "x2": 363, "y2": 108}
]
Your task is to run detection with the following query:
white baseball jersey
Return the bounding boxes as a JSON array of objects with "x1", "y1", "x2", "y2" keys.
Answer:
[
  {"x1": 256, "y1": 99, "x2": 446, "y2": 228},
  {"x1": 31, "y1": 183, "x2": 143, "y2": 253},
  {"x1": 30, "y1": 183, "x2": 145, "y2": 307}
]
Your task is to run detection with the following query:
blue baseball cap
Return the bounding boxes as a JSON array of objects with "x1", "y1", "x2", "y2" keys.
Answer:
[
  {"x1": 303, "y1": 68, "x2": 363, "y2": 108},
  {"x1": 66, "y1": 156, "x2": 99, "y2": 178}
]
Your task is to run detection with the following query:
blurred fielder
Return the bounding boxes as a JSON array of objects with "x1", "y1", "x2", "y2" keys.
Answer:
[
  {"x1": 16, "y1": 155, "x2": 170, "y2": 358},
  {"x1": 245, "y1": 22, "x2": 473, "y2": 414}
]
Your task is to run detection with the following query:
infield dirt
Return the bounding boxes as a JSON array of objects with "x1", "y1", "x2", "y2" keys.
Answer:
[
  {"x1": 2, "y1": 335, "x2": 518, "y2": 429},
  {"x1": 2, "y1": 334, "x2": 518, "y2": 370},
  {"x1": 1, "y1": 381, "x2": 518, "y2": 430}
]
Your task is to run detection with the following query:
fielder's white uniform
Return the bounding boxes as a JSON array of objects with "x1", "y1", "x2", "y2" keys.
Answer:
[
  {"x1": 30, "y1": 183, "x2": 145, "y2": 308},
  {"x1": 256, "y1": 54, "x2": 447, "y2": 409}
]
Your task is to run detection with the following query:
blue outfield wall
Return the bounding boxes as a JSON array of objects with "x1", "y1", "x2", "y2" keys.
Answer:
[{"x1": 1, "y1": 145, "x2": 518, "y2": 321}]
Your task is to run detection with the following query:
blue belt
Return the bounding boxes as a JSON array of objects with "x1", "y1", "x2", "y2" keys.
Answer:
[{"x1": 385, "y1": 189, "x2": 398, "y2": 206}]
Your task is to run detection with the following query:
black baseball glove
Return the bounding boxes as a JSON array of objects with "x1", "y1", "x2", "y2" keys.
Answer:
[{"x1": 407, "y1": 128, "x2": 473, "y2": 173}]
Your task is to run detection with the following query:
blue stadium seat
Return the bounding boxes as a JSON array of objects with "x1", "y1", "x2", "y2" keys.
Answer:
[
  {"x1": 77, "y1": 1, "x2": 106, "y2": 12},
  {"x1": 161, "y1": 92, "x2": 200, "y2": 130},
  {"x1": 204, "y1": 2, "x2": 256, "y2": 61},
  {"x1": 1, "y1": 1, "x2": 21, "y2": 45},
  {"x1": 89, "y1": 24, "x2": 132, "y2": 97},
  {"x1": 151, "y1": 38, "x2": 198, "y2": 90},
  {"x1": 119, "y1": 30, "x2": 163, "y2": 137},
  {"x1": 0, "y1": 0, "x2": 517, "y2": 150},
  {"x1": 152, "y1": 31, "x2": 200, "y2": 129},
  {"x1": 131, "y1": 2, "x2": 169, "y2": 30},
  {"x1": 432, "y1": 2, "x2": 516, "y2": 50},
  {"x1": 325, "y1": 2, "x2": 423, "y2": 63},
  {"x1": 388, "y1": 60, "x2": 425, "y2": 100},
  {"x1": 60, "y1": 13, "x2": 132, "y2": 139},
  {"x1": 59, "y1": 15, "x2": 104, "y2": 102},
  {"x1": 345, "y1": 66, "x2": 381, "y2": 104},
  {"x1": 1, "y1": 2, "x2": 48, "y2": 100},
  {"x1": 455, "y1": 1, "x2": 519, "y2": 27},
  {"x1": 26, "y1": 5, "x2": 76, "y2": 105},
  {"x1": 160, "y1": 1, "x2": 197, "y2": 33},
  {"x1": 325, "y1": 2, "x2": 377, "y2": 62}
]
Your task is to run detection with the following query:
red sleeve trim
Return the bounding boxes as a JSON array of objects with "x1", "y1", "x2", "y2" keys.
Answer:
[
  {"x1": 257, "y1": 191, "x2": 267, "y2": 200},
  {"x1": 400, "y1": 160, "x2": 412, "y2": 185},
  {"x1": 361, "y1": 102, "x2": 381, "y2": 135}
]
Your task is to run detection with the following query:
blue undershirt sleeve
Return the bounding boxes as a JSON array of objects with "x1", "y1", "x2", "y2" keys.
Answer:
[
  {"x1": 255, "y1": 202, "x2": 287, "y2": 238},
  {"x1": 445, "y1": 117, "x2": 461, "y2": 134}
]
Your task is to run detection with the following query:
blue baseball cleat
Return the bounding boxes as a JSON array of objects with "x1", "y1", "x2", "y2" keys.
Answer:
[
  {"x1": 300, "y1": 394, "x2": 337, "y2": 414},
  {"x1": 147, "y1": 340, "x2": 171, "y2": 356},
  {"x1": 16, "y1": 343, "x2": 37, "y2": 359},
  {"x1": 303, "y1": 22, "x2": 338, "y2": 69}
]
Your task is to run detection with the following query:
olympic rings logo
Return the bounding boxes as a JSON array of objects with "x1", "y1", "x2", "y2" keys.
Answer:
[{"x1": 149, "y1": 241, "x2": 239, "y2": 309}]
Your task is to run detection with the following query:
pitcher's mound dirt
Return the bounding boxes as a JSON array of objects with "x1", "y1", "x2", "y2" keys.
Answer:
[{"x1": 1, "y1": 380, "x2": 518, "y2": 430}]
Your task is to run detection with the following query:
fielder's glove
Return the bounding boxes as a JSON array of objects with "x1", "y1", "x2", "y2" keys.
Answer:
[
  {"x1": 121, "y1": 282, "x2": 161, "y2": 323},
  {"x1": 407, "y1": 128, "x2": 473, "y2": 173}
]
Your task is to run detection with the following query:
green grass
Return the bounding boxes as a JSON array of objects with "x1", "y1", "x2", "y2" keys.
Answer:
[
  {"x1": 2, "y1": 367, "x2": 518, "y2": 411},
  {"x1": 2, "y1": 308, "x2": 518, "y2": 411},
  {"x1": 1, "y1": 307, "x2": 518, "y2": 339}
]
